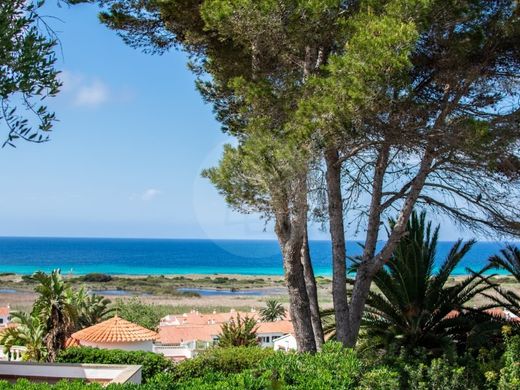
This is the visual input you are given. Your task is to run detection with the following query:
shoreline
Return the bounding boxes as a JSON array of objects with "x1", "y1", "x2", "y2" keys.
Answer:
[{"x1": 0, "y1": 268, "x2": 512, "y2": 277}]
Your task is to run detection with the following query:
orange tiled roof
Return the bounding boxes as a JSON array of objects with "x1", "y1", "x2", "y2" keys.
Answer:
[
  {"x1": 159, "y1": 324, "x2": 221, "y2": 344},
  {"x1": 257, "y1": 320, "x2": 294, "y2": 334},
  {"x1": 160, "y1": 309, "x2": 291, "y2": 327},
  {"x1": 72, "y1": 315, "x2": 158, "y2": 343},
  {"x1": 65, "y1": 336, "x2": 80, "y2": 348},
  {"x1": 158, "y1": 319, "x2": 294, "y2": 344},
  {"x1": 0, "y1": 307, "x2": 10, "y2": 316}
]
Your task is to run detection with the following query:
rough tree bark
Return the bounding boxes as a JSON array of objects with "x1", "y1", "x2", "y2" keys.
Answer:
[
  {"x1": 274, "y1": 176, "x2": 317, "y2": 353},
  {"x1": 324, "y1": 147, "x2": 350, "y2": 346},
  {"x1": 301, "y1": 221, "x2": 324, "y2": 350}
]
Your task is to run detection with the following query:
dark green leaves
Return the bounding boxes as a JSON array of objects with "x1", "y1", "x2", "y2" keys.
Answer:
[{"x1": 0, "y1": 0, "x2": 61, "y2": 147}]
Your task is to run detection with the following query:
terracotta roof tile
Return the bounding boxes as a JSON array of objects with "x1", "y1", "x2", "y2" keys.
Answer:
[
  {"x1": 158, "y1": 319, "x2": 294, "y2": 345},
  {"x1": 0, "y1": 307, "x2": 10, "y2": 316},
  {"x1": 257, "y1": 320, "x2": 294, "y2": 334},
  {"x1": 159, "y1": 324, "x2": 220, "y2": 344},
  {"x1": 65, "y1": 337, "x2": 80, "y2": 348},
  {"x1": 72, "y1": 316, "x2": 158, "y2": 343}
]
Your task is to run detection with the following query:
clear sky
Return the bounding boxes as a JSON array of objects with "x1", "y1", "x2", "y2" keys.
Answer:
[{"x1": 0, "y1": 2, "x2": 480, "y2": 241}]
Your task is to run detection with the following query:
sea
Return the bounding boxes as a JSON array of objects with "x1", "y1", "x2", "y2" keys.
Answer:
[{"x1": 0, "y1": 237, "x2": 516, "y2": 276}]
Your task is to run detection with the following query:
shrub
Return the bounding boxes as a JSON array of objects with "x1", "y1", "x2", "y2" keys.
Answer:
[
  {"x1": 172, "y1": 346, "x2": 274, "y2": 380},
  {"x1": 56, "y1": 347, "x2": 173, "y2": 383},
  {"x1": 0, "y1": 379, "x2": 101, "y2": 389},
  {"x1": 405, "y1": 358, "x2": 476, "y2": 390},
  {"x1": 114, "y1": 298, "x2": 164, "y2": 331},
  {"x1": 78, "y1": 273, "x2": 113, "y2": 282},
  {"x1": 498, "y1": 335, "x2": 520, "y2": 390},
  {"x1": 261, "y1": 342, "x2": 361, "y2": 389},
  {"x1": 358, "y1": 367, "x2": 400, "y2": 390}
]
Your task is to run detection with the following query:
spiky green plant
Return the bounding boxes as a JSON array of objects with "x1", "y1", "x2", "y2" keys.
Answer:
[
  {"x1": 260, "y1": 299, "x2": 286, "y2": 322},
  {"x1": 71, "y1": 286, "x2": 113, "y2": 329},
  {"x1": 0, "y1": 310, "x2": 47, "y2": 362},
  {"x1": 32, "y1": 269, "x2": 78, "y2": 362},
  {"x1": 323, "y1": 211, "x2": 497, "y2": 354},
  {"x1": 218, "y1": 313, "x2": 259, "y2": 347},
  {"x1": 485, "y1": 245, "x2": 520, "y2": 318}
]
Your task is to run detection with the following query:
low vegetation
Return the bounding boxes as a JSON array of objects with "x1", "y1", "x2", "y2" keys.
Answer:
[
  {"x1": 0, "y1": 273, "x2": 280, "y2": 297},
  {"x1": 1, "y1": 338, "x2": 519, "y2": 389}
]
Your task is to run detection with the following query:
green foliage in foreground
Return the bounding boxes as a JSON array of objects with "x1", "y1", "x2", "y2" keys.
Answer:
[
  {"x1": 1, "y1": 338, "x2": 519, "y2": 389},
  {"x1": 56, "y1": 347, "x2": 173, "y2": 383}
]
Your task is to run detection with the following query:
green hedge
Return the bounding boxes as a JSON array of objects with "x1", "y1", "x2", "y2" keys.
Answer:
[
  {"x1": 56, "y1": 347, "x2": 173, "y2": 383},
  {"x1": 2, "y1": 339, "x2": 519, "y2": 389},
  {"x1": 171, "y1": 346, "x2": 275, "y2": 380}
]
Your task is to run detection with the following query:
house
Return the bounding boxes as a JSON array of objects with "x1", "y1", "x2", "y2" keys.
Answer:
[
  {"x1": 155, "y1": 310, "x2": 294, "y2": 361},
  {"x1": 273, "y1": 334, "x2": 297, "y2": 352},
  {"x1": 0, "y1": 306, "x2": 11, "y2": 327},
  {"x1": 70, "y1": 315, "x2": 158, "y2": 352}
]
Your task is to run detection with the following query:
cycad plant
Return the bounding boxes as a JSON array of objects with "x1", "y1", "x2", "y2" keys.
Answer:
[
  {"x1": 323, "y1": 211, "x2": 495, "y2": 355},
  {"x1": 218, "y1": 313, "x2": 259, "y2": 347},
  {"x1": 260, "y1": 299, "x2": 286, "y2": 322},
  {"x1": 0, "y1": 311, "x2": 47, "y2": 362},
  {"x1": 485, "y1": 245, "x2": 520, "y2": 318}
]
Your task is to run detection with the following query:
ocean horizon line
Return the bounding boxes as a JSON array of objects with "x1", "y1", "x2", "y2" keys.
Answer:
[{"x1": 0, "y1": 235, "x2": 517, "y2": 244}]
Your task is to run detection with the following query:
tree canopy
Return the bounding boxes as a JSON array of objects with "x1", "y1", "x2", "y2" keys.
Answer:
[
  {"x1": 75, "y1": 0, "x2": 520, "y2": 349},
  {"x1": 0, "y1": 0, "x2": 61, "y2": 147}
]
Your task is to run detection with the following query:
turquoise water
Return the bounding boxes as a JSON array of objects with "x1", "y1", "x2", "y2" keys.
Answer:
[{"x1": 0, "y1": 237, "x2": 515, "y2": 276}]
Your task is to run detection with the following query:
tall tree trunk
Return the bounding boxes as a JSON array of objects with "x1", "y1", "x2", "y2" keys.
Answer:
[
  {"x1": 345, "y1": 144, "x2": 389, "y2": 347},
  {"x1": 324, "y1": 148, "x2": 349, "y2": 346},
  {"x1": 274, "y1": 176, "x2": 317, "y2": 353},
  {"x1": 345, "y1": 146, "x2": 435, "y2": 347},
  {"x1": 301, "y1": 222, "x2": 324, "y2": 350}
]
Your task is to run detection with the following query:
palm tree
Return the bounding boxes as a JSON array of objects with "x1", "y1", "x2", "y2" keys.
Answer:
[
  {"x1": 71, "y1": 286, "x2": 112, "y2": 329},
  {"x1": 323, "y1": 211, "x2": 496, "y2": 355},
  {"x1": 260, "y1": 299, "x2": 286, "y2": 322},
  {"x1": 32, "y1": 269, "x2": 78, "y2": 362},
  {"x1": 217, "y1": 313, "x2": 259, "y2": 347},
  {"x1": 0, "y1": 311, "x2": 47, "y2": 362},
  {"x1": 486, "y1": 245, "x2": 520, "y2": 317}
]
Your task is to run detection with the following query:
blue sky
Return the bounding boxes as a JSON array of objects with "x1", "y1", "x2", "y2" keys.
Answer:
[{"x1": 0, "y1": 2, "x2": 478, "y2": 241}]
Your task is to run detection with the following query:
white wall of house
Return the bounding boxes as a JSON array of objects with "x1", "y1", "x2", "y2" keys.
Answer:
[
  {"x1": 79, "y1": 340, "x2": 154, "y2": 352},
  {"x1": 0, "y1": 311, "x2": 11, "y2": 327},
  {"x1": 273, "y1": 334, "x2": 297, "y2": 351},
  {"x1": 257, "y1": 332, "x2": 286, "y2": 348}
]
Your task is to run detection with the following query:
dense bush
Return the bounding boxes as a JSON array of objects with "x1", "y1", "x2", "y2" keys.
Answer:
[
  {"x1": 56, "y1": 347, "x2": 173, "y2": 383},
  {"x1": 0, "y1": 379, "x2": 102, "y2": 389},
  {"x1": 4, "y1": 338, "x2": 520, "y2": 389},
  {"x1": 172, "y1": 346, "x2": 275, "y2": 380},
  {"x1": 78, "y1": 273, "x2": 113, "y2": 282},
  {"x1": 498, "y1": 335, "x2": 520, "y2": 390},
  {"x1": 114, "y1": 298, "x2": 167, "y2": 331}
]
